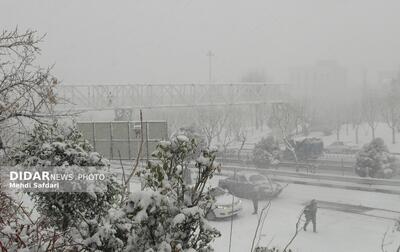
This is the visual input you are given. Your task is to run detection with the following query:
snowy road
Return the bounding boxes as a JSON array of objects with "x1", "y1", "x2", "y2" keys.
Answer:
[{"x1": 207, "y1": 181, "x2": 400, "y2": 252}]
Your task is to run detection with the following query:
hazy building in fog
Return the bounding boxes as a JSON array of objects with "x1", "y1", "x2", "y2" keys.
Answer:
[
  {"x1": 380, "y1": 70, "x2": 400, "y2": 95},
  {"x1": 288, "y1": 60, "x2": 347, "y2": 102},
  {"x1": 378, "y1": 70, "x2": 400, "y2": 88}
]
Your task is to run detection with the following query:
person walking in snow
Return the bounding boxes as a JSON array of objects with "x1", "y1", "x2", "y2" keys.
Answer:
[
  {"x1": 303, "y1": 199, "x2": 317, "y2": 232},
  {"x1": 252, "y1": 186, "x2": 262, "y2": 214},
  {"x1": 252, "y1": 196, "x2": 258, "y2": 215}
]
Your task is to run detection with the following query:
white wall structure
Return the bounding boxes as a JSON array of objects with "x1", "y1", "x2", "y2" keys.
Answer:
[{"x1": 77, "y1": 121, "x2": 168, "y2": 160}]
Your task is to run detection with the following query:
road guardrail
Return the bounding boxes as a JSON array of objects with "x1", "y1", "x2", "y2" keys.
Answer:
[{"x1": 221, "y1": 165, "x2": 400, "y2": 187}]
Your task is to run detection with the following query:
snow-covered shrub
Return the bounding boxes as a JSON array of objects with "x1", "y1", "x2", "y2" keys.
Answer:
[
  {"x1": 171, "y1": 126, "x2": 207, "y2": 159},
  {"x1": 77, "y1": 135, "x2": 221, "y2": 251},
  {"x1": 0, "y1": 182, "x2": 70, "y2": 251},
  {"x1": 253, "y1": 136, "x2": 281, "y2": 167},
  {"x1": 12, "y1": 123, "x2": 121, "y2": 231},
  {"x1": 12, "y1": 123, "x2": 105, "y2": 167},
  {"x1": 355, "y1": 138, "x2": 397, "y2": 178},
  {"x1": 139, "y1": 135, "x2": 221, "y2": 250}
]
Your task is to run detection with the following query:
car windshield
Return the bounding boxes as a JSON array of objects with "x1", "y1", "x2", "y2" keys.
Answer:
[{"x1": 209, "y1": 187, "x2": 226, "y2": 197}]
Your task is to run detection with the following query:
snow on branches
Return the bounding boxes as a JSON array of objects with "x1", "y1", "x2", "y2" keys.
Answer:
[
  {"x1": 139, "y1": 135, "x2": 221, "y2": 250},
  {"x1": 11, "y1": 123, "x2": 121, "y2": 231},
  {"x1": 0, "y1": 28, "x2": 59, "y2": 141},
  {"x1": 5, "y1": 123, "x2": 221, "y2": 251},
  {"x1": 355, "y1": 138, "x2": 398, "y2": 178},
  {"x1": 0, "y1": 184, "x2": 71, "y2": 251},
  {"x1": 78, "y1": 135, "x2": 221, "y2": 251}
]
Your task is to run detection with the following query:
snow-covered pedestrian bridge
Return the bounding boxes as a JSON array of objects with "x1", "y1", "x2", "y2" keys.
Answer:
[{"x1": 55, "y1": 82, "x2": 291, "y2": 112}]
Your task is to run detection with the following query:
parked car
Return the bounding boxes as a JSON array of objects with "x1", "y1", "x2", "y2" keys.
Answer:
[
  {"x1": 325, "y1": 141, "x2": 359, "y2": 154},
  {"x1": 206, "y1": 187, "x2": 243, "y2": 220},
  {"x1": 218, "y1": 173, "x2": 284, "y2": 200}
]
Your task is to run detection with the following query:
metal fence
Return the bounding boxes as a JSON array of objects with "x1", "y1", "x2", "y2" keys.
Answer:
[{"x1": 77, "y1": 121, "x2": 168, "y2": 160}]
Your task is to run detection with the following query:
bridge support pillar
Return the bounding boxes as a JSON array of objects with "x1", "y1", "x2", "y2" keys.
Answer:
[{"x1": 255, "y1": 104, "x2": 265, "y2": 130}]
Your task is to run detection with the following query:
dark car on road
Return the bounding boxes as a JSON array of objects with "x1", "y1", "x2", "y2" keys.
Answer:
[{"x1": 218, "y1": 173, "x2": 284, "y2": 200}]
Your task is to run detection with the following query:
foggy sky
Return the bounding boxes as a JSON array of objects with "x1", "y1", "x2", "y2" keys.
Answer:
[{"x1": 1, "y1": 0, "x2": 399, "y2": 84}]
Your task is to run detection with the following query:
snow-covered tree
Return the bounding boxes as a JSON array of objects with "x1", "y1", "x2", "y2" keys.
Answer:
[
  {"x1": 253, "y1": 136, "x2": 281, "y2": 167},
  {"x1": 0, "y1": 28, "x2": 59, "y2": 152},
  {"x1": 350, "y1": 101, "x2": 363, "y2": 144},
  {"x1": 292, "y1": 98, "x2": 313, "y2": 136},
  {"x1": 12, "y1": 123, "x2": 121, "y2": 231},
  {"x1": 355, "y1": 138, "x2": 397, "y2": 178},
  {"x1": 268, "y1": 102, "x2": 299, "y2": 164},
  {"x1": 381, "y1": 79, "x2": 400, "y2": 144},
  {"x1": 361, "y1": 90, "x2": 380, "y2": 140},
  {"x1": 172, "y1": 125, "x2": 207, "y2": 159},
  {"x1": 74, "y1": 135, "x2": 221, "y2": 251},
  {"x1": 219, "y1": 124, "x2": 235, "y2": 154},
  {"x1": 137, "y1": 135, "x2": 221, "y2": 250},
  {"x1": 226, "y1": 112, "x2": 249, "y2": 160},
  {"x1": 196, "y1": 109, "x2": 228, "y2": 147},
  {"x1": 332, "y1": 105, "x2": 344, "y2": 141}
]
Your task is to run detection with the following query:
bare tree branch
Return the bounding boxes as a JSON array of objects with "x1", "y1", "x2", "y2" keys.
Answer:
[
  {"x1": 0, "y1": 28, "x2": 63, "y2": 150},
  {"x1": 251, "y1": 201, "x2": 271, "y2": 252},
  {"x1": 283, "y1": 208, "x2": 305, "y2": 252}
]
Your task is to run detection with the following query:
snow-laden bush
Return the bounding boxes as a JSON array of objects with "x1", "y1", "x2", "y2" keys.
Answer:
[
  {"x1": 171, "y1": 126, "x2": 207, "y2": 159},
  {"x1": 355, "y1": 138, "x2": 397, "y2": 178},
  {"x1": 76, "y1": 135, "x2": 221, "y2": 251},
  {"x1": 12, "y1": 123, "x2": 106, "y2": 167},
  {"x1": 12, "y1": 123, "x2": 121, "y2": 231},
  {"x1": 253, "y1": 136, "x2": 281, "y2": 167},
  {"x1": 139, "y1": 136, "x2": 221, "y2": 250},
  {"x1": 0, "y1": 182, "x2": 70, "y2": 251}
]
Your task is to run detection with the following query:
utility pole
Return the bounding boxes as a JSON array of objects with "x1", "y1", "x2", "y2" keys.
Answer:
[
  {"x1": 207, "y1": 50, "x2": 214, "y2": 83},
  {"x1": 362, "y1": 68, "x2": 368, "y2": 91}
]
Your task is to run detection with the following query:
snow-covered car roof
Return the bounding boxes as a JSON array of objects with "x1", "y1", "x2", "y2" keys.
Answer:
[
  {"x1": 229, "y1": 172, "x2": 268, "y2": 179},
  {"x1": 226, "y1": 172, "x2": 275, "y2": 185}
]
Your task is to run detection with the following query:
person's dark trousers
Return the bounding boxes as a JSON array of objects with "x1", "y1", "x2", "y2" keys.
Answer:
[
  {"x1": 303, "y1": 217, "x2": 316, "y2": 232},
  {"x1": 252, "y1": 198, "x2": 258, "y2": 214}
]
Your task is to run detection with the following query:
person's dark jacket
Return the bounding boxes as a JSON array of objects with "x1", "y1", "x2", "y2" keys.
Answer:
[{"x1": 304, "y1": 202, "x2": 317, "y2": 219}]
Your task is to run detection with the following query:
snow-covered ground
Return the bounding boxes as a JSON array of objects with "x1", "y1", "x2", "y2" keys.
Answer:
[
  {"x1": 319, "y1": 122, "x2": 400, "y2": 153},
  {"x1": 206, "y1": 177, "x2": 400, "y2": 252},
  {"x1": 127, "y1": 172, "x2": 400, "y2": 252},
  {"x1": 215, "y1": 122, "x2": 400, "y2": 154}
]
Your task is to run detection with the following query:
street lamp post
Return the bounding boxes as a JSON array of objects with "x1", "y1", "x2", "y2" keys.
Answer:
[{"x1": 207, "y1": 50, "x2": 214, "y2": 83}]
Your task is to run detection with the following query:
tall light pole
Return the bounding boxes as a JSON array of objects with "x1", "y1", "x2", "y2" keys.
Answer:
[{"x1": 207, "y1": 50, "x2": 214, "y2": 83}]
